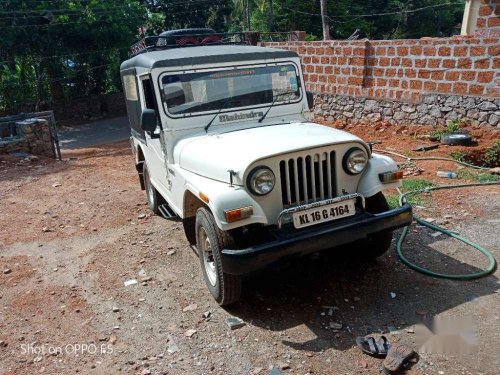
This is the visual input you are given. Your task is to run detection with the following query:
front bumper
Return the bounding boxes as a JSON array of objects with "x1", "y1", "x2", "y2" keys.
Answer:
[{"x1": 221, "y1": 203, "x2": 412, "y2": 275}]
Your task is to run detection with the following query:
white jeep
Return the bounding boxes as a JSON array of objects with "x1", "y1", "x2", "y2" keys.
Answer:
[{"x1": 121, "y1": 29, "x2": 412, "y2": 305}]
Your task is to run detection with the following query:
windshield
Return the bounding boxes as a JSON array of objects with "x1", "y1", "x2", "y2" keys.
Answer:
[{"x1": 160, "y1": 64, "x2": 301, "y2": 116}]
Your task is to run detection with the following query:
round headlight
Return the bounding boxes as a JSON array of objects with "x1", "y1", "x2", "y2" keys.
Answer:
[
  {"x1": 247, "y1": 167, "x2": 275, "y2": 195},
  {"x1": 343, "y1": 147, "x2": 368, "y2": 175}
]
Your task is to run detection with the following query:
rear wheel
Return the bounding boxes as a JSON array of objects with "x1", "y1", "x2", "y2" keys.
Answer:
[
  {"x1": 143, "y1": 163, "x2": 161, "y2": 215},
  {"x1": 353, "y1": 192, "x2": 394, "y2": 259},
  {"x1": 195, "y1": 207, "x2": 242, "y2": 305}
]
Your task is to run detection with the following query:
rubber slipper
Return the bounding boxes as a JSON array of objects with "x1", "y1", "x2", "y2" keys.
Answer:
[
  {"x1": 382, "y1": 342, "x2": 416, "y2": 374},
  {"x1": 356, "y1": 335, "x2": 390, "y2": 358}
]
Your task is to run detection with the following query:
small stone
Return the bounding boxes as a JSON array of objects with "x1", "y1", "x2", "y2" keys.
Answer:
[
  {"x1": 202, "y1": 311, "x2": 211, "y2": 319},
  {"x1": 252, "y1": 367, "x2": 263, "y2": 374},
  {"x1": 52, "y1": 182, "x2": 62, "y2": 188},
  {"x1": 138, "y1": 213, "x2": 146, "y2": 219},
  {"x1": 406, "y1": 328, "x2": 415, "y2": 334},
  {"x1": 226, "y1": 316, "x2": 245, "y2": 330},
  {"x1": 182, "y1": 304, "x2": 197, "y2": 312},
  {"x1": 167, "y1": 250, "x2": 176, "y2": 256},
  {"x1": 42, "y1": 227, "x2": 53, "y2": 233},
  {"x1": 3, "y1": 269, "x2": 12, "y2": 275},
  {"x1": 109, "y1": 336, "x2": 117, "y2": 344},
  {"x1": 112, "y1": 306, "x2": 120, "y2": 313},
  {"x1": 390, "y1": 292, "x2": 397, "y2": 299},
  {"x1": 279, "y1": 362, "x2": 291, "y2": 370},
  {"x1": 430, "y1": 231, "x2": 442, "y2": 238},
  {"x1": 184, "y1": 329, "x2": 197, "y2": 338},
  {"x1": 124, "y1": 279, "x2": 138, "y2": 287},
  {"x1": 140, "y1": 276, "x2": 152, "y2": 282},
  {"x1": 0, "y1": 340, "x2": 7, "y2": 347},
  {"x1": 140, "y1": 369, "x2": 151, "y2": 375},
  {"x1": 353, "y1": 297, "x2": 361, "y2": 302},
  {"x1": 329, "y1": 322, "x2": 343, "y2": 330}
]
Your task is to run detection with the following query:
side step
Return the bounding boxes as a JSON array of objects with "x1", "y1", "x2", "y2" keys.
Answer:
[{"x1": 158, "y1": 203, "x2": 179, "y2": 221}]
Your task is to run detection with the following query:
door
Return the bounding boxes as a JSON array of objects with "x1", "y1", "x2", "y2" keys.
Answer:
[{"x1": 139, "y1": 75, "x2": 170, "y2": 192}]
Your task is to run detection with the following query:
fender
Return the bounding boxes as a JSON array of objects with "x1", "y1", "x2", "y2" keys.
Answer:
[
  {"x1": 357, "y1": 153, "x2": 402, "y2": 197},
  {"x1": 181, "y1": 169, "x2": 269, "y2": 231}
]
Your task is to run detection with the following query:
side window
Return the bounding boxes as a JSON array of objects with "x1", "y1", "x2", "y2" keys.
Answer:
[
  {"x1": 141, "y1": 77, "x2": 157, "y2": 110},
  {"x1": 123, "y1": 75, "x2": 138, "y2": 101}
]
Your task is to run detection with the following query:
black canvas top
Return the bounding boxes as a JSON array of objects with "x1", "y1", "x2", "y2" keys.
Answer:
[{"x1": 120, "y1": 45, "x2": 299, "y2": 71}]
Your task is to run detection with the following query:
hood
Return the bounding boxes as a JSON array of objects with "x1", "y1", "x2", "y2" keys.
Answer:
[{"x1": 175, "y1": 122, "x2": 366, "y2": 184}]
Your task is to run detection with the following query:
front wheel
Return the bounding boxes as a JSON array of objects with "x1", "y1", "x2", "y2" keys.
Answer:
[
  {"x1": 143, "y1": 163, "x2": 161, "y2": 215},
  {"x1": 353, "y1": 192, "x2": 394, "y2": 259},
  {"x1": 195, "y1": 208, "x2": 242, "y2": 305}
]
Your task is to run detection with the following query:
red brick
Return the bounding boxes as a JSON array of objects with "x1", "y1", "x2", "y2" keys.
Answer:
[
  {"x1": 320, "y1": 56, "x2": 328, "y2": 64},
  {"x1": 454, "y1": 46, "x2": 468, "y2": 57},
  {"x1": 350, "y1": 57, "x2": 365, "y2": 66},
  {"x1": 405, "y1": 69, "x2": 417, "y2": 78},
  {"x1": 438, "y1": 47, "x2": 452, "y2": 56},
  {"x1": 410, "y1": 80, "x2": 423, "y2": 90},
  {"x1": 338, "y1": 57, "x2": 347, "y2": 65},
  {"x1": 453, "y1": 82, "x2": 468, "y2": 94},
  {"x1": 330, "y1": 57, "x2": 338, "y2": 64},
  {"x1": 469, "y1": 84, "x2": 485, "y2": 95},
  {"x1": 387, "y1": 47, "x2": 396, "y2": 56},
  {"x1": 315, "y1": 65, "x2": 324, "y2": 74},
  {"x1": 317, "y1": 47, "x2": 325, "y2": 55},
  {"x1": 319, "y1": 75, "x2": 327, "y2": 83},
  {"x1": 353, "y1": 47, "x2": 365, "y2": 56},
  {"x1": 461, "y1": 71, "x2": 476, "y2": 81},
  {"x1": 424, "y1": 81, "x2": 437, "y2": 91},
  {"x1": 380, "y1": 57, "x2": 390, "y2": 66},
  {"x1": 391, "y1": 57, "x2": 401, "y2": 66},
  {"x1": 364, "y1": 78, "x2": 375, "y2": 86},
  {"x1": 476, "y1": 18, "x2": 486, "y2": 28},
  {"x1": 328, "y1": 75, "x2": 336, "y2": 84},
  {"x1": 418, "y1": 70, "x2": 431, "y2": 79},
  {"x1": 445, "y1": 71, "x2": 460, "y2": 81},
  {"x1": 376, "y1": 47, "x2": 387, "y2": 55},
  {"x1": 397, "y1": 47, "x2": 409, "y2": 56},
  {"x1": 375, "y1": 78, "x2": 387, "y2": 86},
  {"x1": 401, "y1": 81, "x2": 409, "y2": 89},
  {"x1": 385, "y1": 68, "x2": 396, "y2": 77},
  {"x1": 488, "y1": 16, "x2": 500, "y2": 27},
  {"x1": 427, "y1": 59, "x2": 441, "y2": 68},
  {"x1": 456, "y1": 59, "x2": 472, "y2": 69},
  {"x1": 437, "y1": 82, "x2": 452, "y2": 93},
  {"x1": 489, "y1": 45, "x2": 500, "y2": 56},
  {"x1": 310, "y1": 74, "x2": 318, "y2": 83},
  {"x1": 343, "y1": 47, "x2": 353, "y2": 55},
  {"x1": 431, "y1": 71, "x2": 445, "y2": 80},
  {"x1": 470, "y1": 46, "x2": 486, "y2": 56},
  {"x1": 494, "y1": 57, "x2": 500, "y2": 69},
  {"x1": 389, "y1": 79, "x2": 400, "y2": 88},
  {"x1": 374, "y1": 68, "x2": 385, "y2": 77},
  {"x1": 325, "y1": 47, "x2": 334, "y2": 55},
  {"x1": 443, "y1": 59, "x2": 456, "y2": 69},
  {"x1": 479, "y1": 5, "x2": 493, "y2": 16},
  {"x1": 303, "y1": 56, "x2": 311, "y2": 64},
  {"x1": 306, "y1": 65, "x2": 314, "y2": 73},
  {"x1": 475, "y1": 58, "x2": 491, "y2": 69},
  {"x1": 348, "y1": 77, "x2": 363, "y2": 86},
  {"x1": 477, "y1": 71, "x2": 494, "y2": 83},
  {"x1": 415, "y1": 59, "x2": 427, "y2": 68},
  {"x1": 424, "y1": 46, "x2": 436, "y2": 56},
  {"x1": 410, "y1": 46, "x2": 423, "y2": 55},
  {"x1": 402, "y1": 58, "x2": 412, "y2": 67},
  {"x1": 307, "y1": 47, "x2": 315, "y2": 55},
  {"x1": 341, "y1": 67, "x2": 350, "y2": 75},
  {"x1": 324, "y1": 66, "x2": 333, "y2": 74}
]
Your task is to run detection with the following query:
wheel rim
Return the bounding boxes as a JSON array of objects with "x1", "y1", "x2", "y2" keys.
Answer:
[{"x1": 199, "y1": 227, "x2": 217, "y2": 287}]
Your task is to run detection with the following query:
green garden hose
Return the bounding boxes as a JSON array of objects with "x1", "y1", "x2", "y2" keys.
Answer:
[{"x1": 397, "y1": 182, "x2": 498, "y2": 280}]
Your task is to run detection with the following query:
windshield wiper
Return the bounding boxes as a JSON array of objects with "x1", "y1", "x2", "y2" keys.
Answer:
[
  {"x1": 204, "y1": 97, "x2": 234, "y2": 133},
  {"x1": 258, "y1": 90, "x2": 298, "y2": 123}
]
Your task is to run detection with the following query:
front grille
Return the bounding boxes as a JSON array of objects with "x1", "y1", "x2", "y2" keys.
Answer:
[{"x1": 279, "y1": 151, "x2": 336, "y2": 207}]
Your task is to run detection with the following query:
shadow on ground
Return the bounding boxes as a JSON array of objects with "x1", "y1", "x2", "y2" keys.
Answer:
[{"x1": 228, "y1": 230, "x2": 498, "y2": 353}]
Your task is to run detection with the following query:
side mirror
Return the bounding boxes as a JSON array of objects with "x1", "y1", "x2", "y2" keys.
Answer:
[
  {"x1": 141, "y1": 109, "x2": 157, "y2": 132},
  {"x1": 306, "y1": 91, "x2": 314, "y2": 110}
]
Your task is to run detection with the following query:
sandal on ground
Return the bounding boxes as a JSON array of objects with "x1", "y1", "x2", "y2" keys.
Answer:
[
  {"x1": 356, "y1": 335, "x2": 390, "y2": 358},
  {"x1": 382, "y1": 342, "x2": 417, "y2": 374}
]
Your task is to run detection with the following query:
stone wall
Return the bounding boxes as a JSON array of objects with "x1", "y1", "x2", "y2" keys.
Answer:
[{"x1": 0, "y1": 119, "x2": 55, "y2": 157}]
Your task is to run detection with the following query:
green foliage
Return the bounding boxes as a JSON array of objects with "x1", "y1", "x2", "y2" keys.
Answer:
[
  {"x1": 386, "y1": 178, "x2": 435, "y2": 208},
  {"x1": 449, "y1": 150, "x2": 466, "y2": 162},
  {"x1": 483, "y1": 141, "x2": 500, "y2": 168},
  {"x1": 457, "y1": 169, "x2": 500, "y2": 182},
  {"x1": 430, "y1": 118, "x2": 465, "y2": 140}
]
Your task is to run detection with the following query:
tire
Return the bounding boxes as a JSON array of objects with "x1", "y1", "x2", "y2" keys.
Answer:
[
  {"x1": 182, "y1": 217, "x2": 196, "y2": 246},
  {"x1": 143, "y1": 163, "x2": 161, "y2": 215},
  {"x1": 195, "y1": 207, "x2": 242, "y2": 305},
  {"x1": 440, "y1": 133, "x2": 473, "y2": 146},
  {"x1": 352, "y1": 192, "x2": 394, "y2": 259}
]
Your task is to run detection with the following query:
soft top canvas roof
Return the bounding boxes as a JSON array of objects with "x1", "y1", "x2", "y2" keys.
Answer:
[{"x1": 120, "y1": 45, "x2": 299, "y2": 71}]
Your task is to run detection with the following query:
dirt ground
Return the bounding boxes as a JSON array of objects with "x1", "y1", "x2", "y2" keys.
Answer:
[{"x1": 0, "y1": 123, "x2": 499, "y2": 375}]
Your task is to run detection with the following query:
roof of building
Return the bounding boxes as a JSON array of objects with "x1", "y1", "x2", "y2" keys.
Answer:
[{"x1": 120, "y1": 44, "x2": 299, "y2": 71}]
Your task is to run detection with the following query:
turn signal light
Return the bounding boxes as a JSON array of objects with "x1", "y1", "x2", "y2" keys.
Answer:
[
  {"x1": 199, "y1": 192, "x2": 209, "y2": 203},
  {"x1": 379, "y1": 171, "x2": 404, "y2": 183},
  {"x1": 224, "y1": 206, "x2": 253, "y2": 223}
]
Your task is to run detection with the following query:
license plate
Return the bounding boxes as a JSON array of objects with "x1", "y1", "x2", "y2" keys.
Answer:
[{"x1": 292, "y1": 199, "x2": 356, "y2": 229}]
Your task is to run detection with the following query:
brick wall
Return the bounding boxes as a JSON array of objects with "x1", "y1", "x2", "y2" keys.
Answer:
[
  {"x1": 475, "y1": 0, "x2": 500, "y2": 37},
  {"x1": 260, "y1": 1, "x2": 499, "y2": 127}
]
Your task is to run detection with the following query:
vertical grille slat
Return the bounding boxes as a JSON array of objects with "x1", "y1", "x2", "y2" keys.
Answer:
[{"x1": 280, "y1": 150, "x2": 337, "y2": 208}]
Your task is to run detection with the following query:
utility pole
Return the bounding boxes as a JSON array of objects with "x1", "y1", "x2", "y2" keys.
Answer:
[
  {"x1": 246, "y1": 0, "x2": 251, "y2": 31},
  {"x1": 320, "y1": 0, "x2": 331, "y2": 40},
  {"x1": 268, "y1": 0, "x2": 274, "y2": 32}
]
